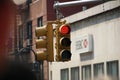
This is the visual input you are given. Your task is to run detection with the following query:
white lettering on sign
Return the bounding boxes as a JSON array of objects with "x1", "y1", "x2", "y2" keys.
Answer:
[{"x1": 74, "y1": 34, "x2": 93, "y2": 54}]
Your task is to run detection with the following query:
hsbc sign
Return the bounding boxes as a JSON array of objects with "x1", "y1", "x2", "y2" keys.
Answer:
[
  {"x1": 74, "y1": 34, "x2": 93, "y2": 54},
  {"x1": 76, "y1": 38, "x2": 88, "y2": 50}
]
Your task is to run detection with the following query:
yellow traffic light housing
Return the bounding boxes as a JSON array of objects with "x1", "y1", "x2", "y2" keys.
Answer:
[
  {"x1": 55, "y1": 21, "x2": 72, "y2": 61},
  {"x1": 35, "y1": 23, "x2": 54, "y2": 61}
]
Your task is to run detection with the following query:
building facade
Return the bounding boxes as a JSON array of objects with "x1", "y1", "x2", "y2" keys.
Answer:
[
  {"x1": 13, "y1": 0, "x2": 103, "y2": 80},
  {"x1": 49, "y1": 0, "x2": 120, "y2": 80},
  {"x1": 28, "y1": 0, "x2": 100, "y2": 80}
]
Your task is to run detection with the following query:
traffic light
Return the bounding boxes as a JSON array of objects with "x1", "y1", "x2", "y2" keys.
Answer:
[
  {"x1": 55, "y1": 21, "x2": 71, "y2": 61},
  {"x1": 35, "y1": 23, "x2": 54, "y2": 61}
]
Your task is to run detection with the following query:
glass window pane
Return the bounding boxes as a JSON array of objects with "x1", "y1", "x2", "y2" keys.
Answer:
[
  {"x1": 82, "y1": 65, "x2": 91, "y2": 80},
  {"x1": 61, "y1": 69, "x2": 69, "y2": 80},
  {"x1": 71, "y1": 67, "x2": 79, "y2": 80},
  {"x1": 94, "y1": 63, "x2": 104, "y2": 79},
  {"x1": 37, "y1": 17, "x2": 43, "y2": 27},
  {"x1": 107, "y1": 61, "x2": 119, "y2": 80}
]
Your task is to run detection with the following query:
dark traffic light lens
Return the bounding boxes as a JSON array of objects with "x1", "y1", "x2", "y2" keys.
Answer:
[
  {"x1": 60, "y1": 50, "x2": 72, "y2": 61},
  {"x1": 59, "y1": 24, "x2": 71, "y2": 35},
  {"x1": 60, "y1": 37, "x2": 71, "y2": 47}
]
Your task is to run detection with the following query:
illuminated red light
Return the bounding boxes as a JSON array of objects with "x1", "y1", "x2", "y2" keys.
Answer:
[{"x1": 59, "y1": 24, "x2": 71, "y2": 35}]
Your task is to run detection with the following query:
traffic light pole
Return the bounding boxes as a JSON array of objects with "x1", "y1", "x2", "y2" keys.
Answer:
[
  {"x1": 15, "y1": 46, "x2": 37, "y2": 62},
  {"x1": 53, "y1": 0, "x2": 115, "y2": 20},
  {"x1": 14, "y1": 46, "x2": 44, "y2": 80}
]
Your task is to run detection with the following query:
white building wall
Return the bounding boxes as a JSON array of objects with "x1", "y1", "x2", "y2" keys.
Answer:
[{"x1": 49, "y1": 1, "x2": 120, "y2": 80}]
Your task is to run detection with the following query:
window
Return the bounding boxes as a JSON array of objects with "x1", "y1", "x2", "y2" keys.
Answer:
[
  {"x1": 94, "y1": 63, "x2": 104, "y2": 79},
  {"x1": 37, "y1": 17, "x2": 43, "y2": 39},
  {"x1": 19, "y1": 26, "x2": 23, "y2": 49},
  {"x1": 26, "y1": 0, "x2": 32, "y2": 5},
  {"x1": 71, "y1": 67, "x2": 79, "y2": 80},
  {"x1": 37, "y1": 17, "x2": 43, "y2": 27},
  {"x1": 82, "y1": 65, "x2": 91, "y2": 80},
  {"x1": 61, "y1": 69, "x2": 69, "y2": 80},
  {"x1": 50, "y1": 71, "x2": 52, "y2": 80},
  {"x1": 107, "y1": 60, "x2": 119, "y2": 80},
  {"x1": 27, "y1": 21, "x2": 32, "y2": 45}
]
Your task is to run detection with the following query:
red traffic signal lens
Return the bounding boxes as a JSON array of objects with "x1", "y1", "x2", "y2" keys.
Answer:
[
  {"x1": 59, "y1": 24, "x2": 71, "y2": 35},
  {"x1": 60, "y1": 50, "x2": 72, "y2": 61},
  {"x1": 60, "y1": 37, "x2": 71, "y2": 47}
]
